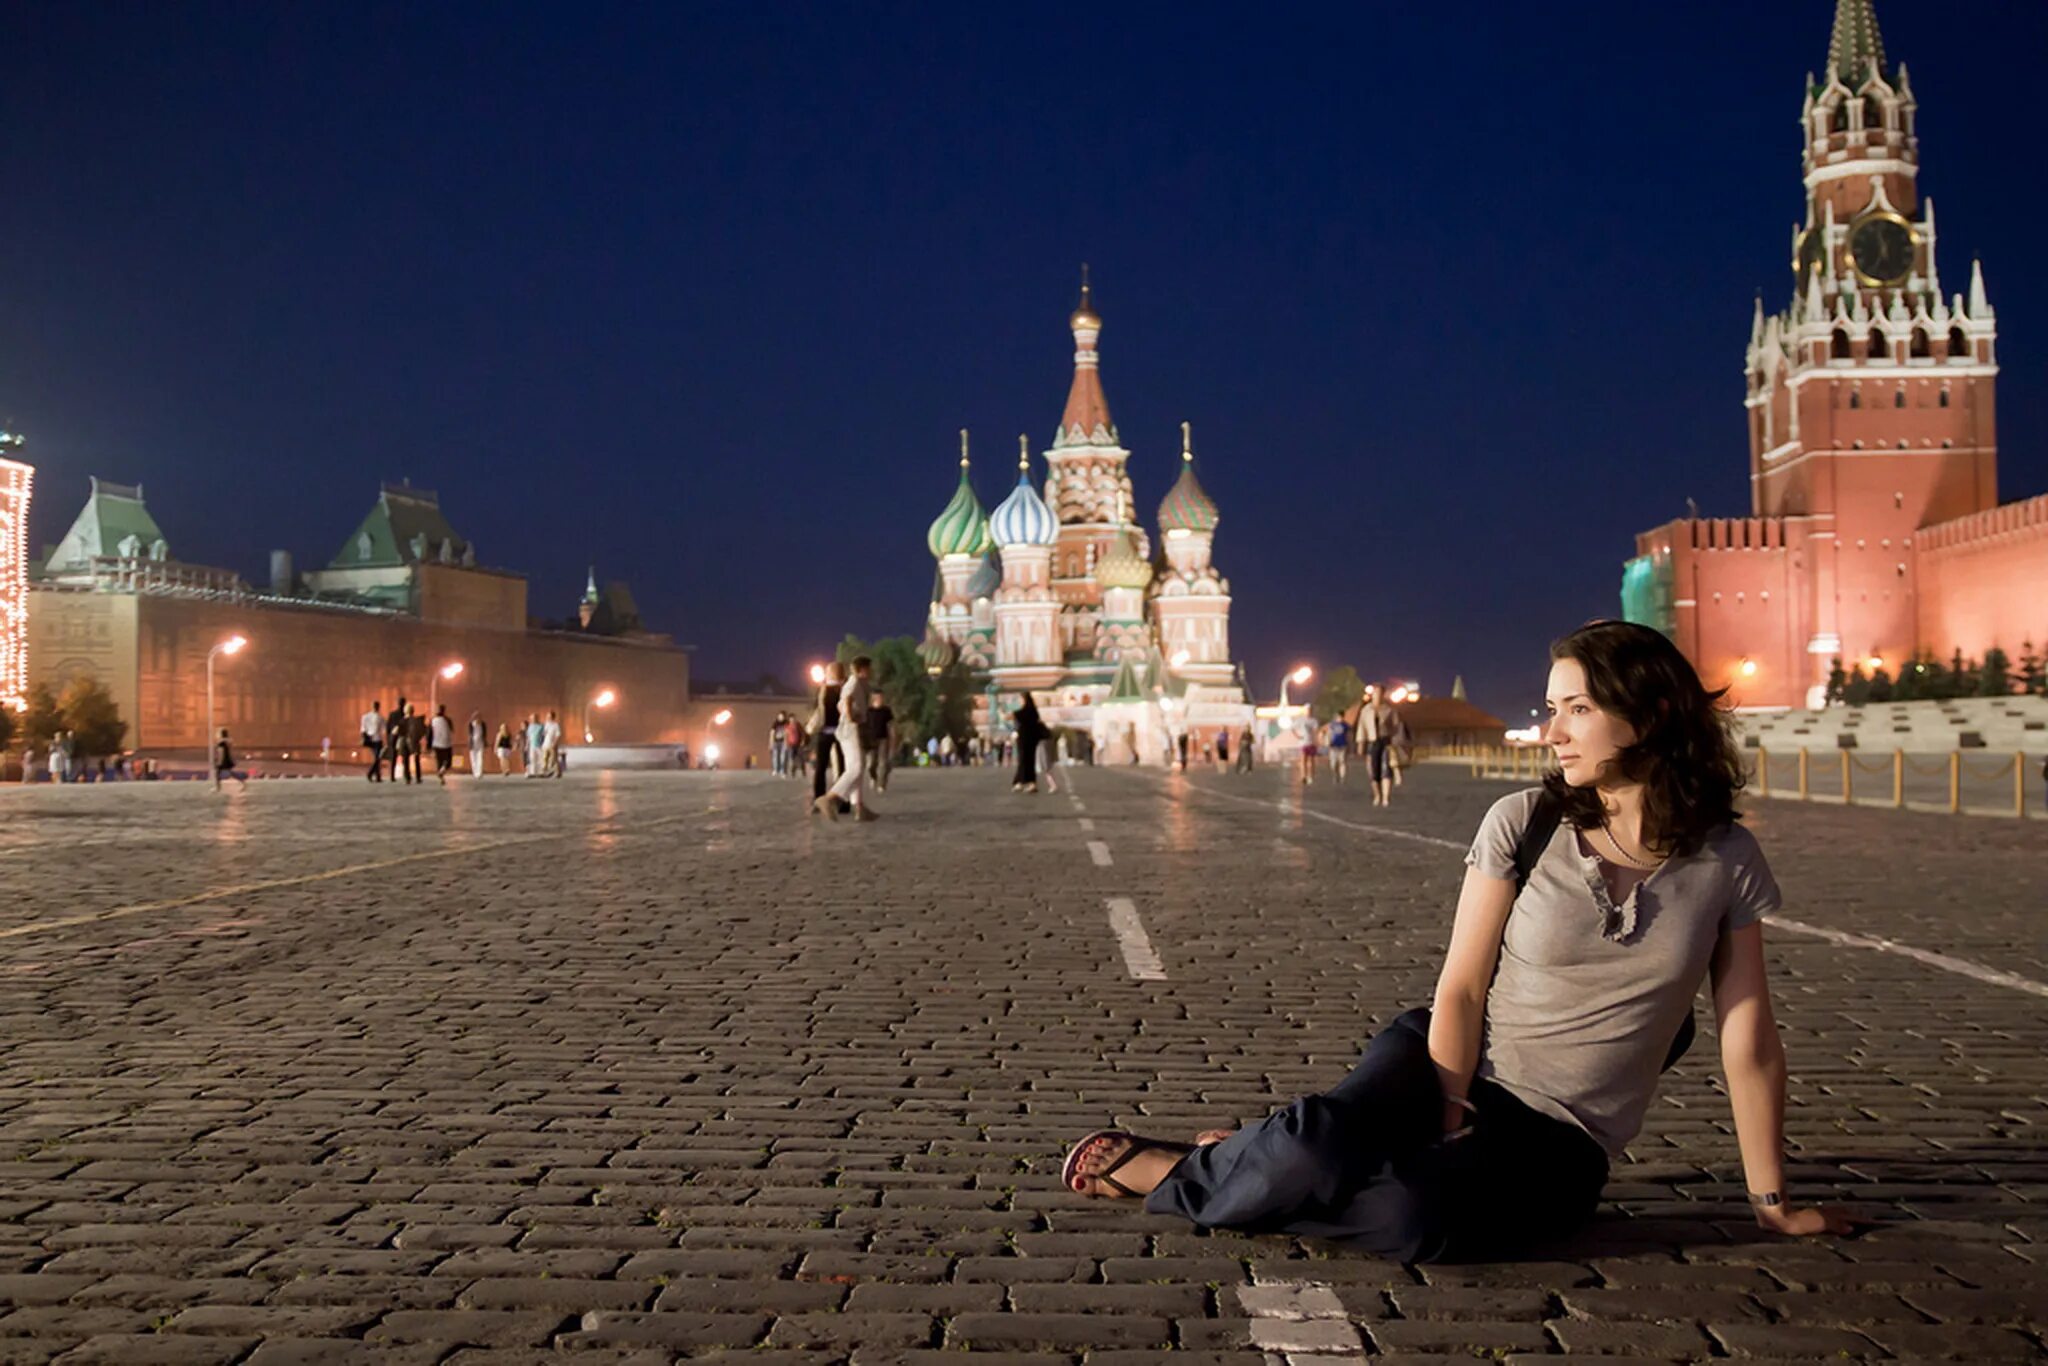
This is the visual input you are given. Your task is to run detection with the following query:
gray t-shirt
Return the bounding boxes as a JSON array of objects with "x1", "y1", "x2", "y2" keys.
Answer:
[{"x1": 1463, "y1": 788, "x2": 1782, "y2": 1157}]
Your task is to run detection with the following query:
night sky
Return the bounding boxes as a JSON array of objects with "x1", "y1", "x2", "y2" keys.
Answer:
[{"x1": 4, "y1": 2, "x2": 2045, "y2": 723}]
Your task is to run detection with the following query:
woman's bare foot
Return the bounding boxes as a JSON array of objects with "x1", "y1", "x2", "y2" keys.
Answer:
[
  {"x1": 1194, "y1": 1128, "x2": 1237, "y2": 1146},
  {"x1": 1066, "y1": 1133, "x2": 1186, "y2": 1199}
]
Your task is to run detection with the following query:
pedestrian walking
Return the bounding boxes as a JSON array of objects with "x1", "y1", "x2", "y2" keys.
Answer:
[
  {"x1": 1390, "y1": 708, "x2": 1414, "y2": 789},
  {"x1": 387, "y1": 703, "x2": 412, "y2": 785},
  {"x1": 865, "y1": 690, "x2": 896, "y2": 792},
  {"x1": 1060, "y1": 620, "x2": 1860, "y2": 1262},
  {"x1": 467, "y1": 711, "x2": 487, "y2": 779},
  {"x1": 361, "y1": 700, "x2": 385, "y2": 781},
  {"x1": 770, "y1": 712, "x2": 790, "y2": 778},
  {"x1": 1011, "y1": 692, "x2": 1048, "y2": 792},
  {"x1": 403, "y1": 704, "x2": 427, "y2": 784},
  {"x1": 542, "y1": 710, "x2": 564, "y2": 777},
  {"x1": 524, "y1": 714, "x2": 544, "y2": 777},
  {"x1": 817, "y1": 656, "x2": 878, "y2": 821},
  {"x1": 1216, "y1": 727, "x2": 1230, "y2": 772},
  {"x1": 1361, "y1": 686, "x2": 1397, "y2": 807},
  {"x1": 429, "y1": 705, "x2": 455, "y2": 785},
  {"x1": 495, "y1": 722, "x2": 515, "y2": 774},
  {"x1": 53, "y1": 731, "x2": 73, "y2": 784},
  {"x1": 784, "y1": 715, "x2": 805, "y2": 778},
  {"x1": 1039, "y1": 726, "x2": 1061, "y2": 794},
  {"x1": 214, "y1": 728, "x2": 248, "y2": 788},
  {"x1": 1327, "y1": 714, "x2": 1351, "y2": 786},
  {"x1": 808, "y1": 662, "x2": 846, "y2": 812},
  {"x1": 1236, "y1": 724, "x2": 1256, "y2": 773},
  {"x1": 1298, "y1": 721, "x2": 1318, "y2": 785}
]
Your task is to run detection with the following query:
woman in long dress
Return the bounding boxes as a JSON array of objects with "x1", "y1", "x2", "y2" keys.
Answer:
[{"x1": 1012, "y1": 693, "x2": 1046, "y2": 792}]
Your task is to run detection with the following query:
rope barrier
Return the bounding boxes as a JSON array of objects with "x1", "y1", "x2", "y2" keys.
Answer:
[{"x1": 1961, "y1": 755, "x2": 2016, "y2": 780}]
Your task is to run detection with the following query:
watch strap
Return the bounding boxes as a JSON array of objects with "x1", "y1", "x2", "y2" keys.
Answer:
[{"x1": 1746, "y1": 1191, "x2": 1783, "y2": 1208}]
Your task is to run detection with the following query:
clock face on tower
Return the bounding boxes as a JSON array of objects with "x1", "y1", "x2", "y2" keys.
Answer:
[{"x1": 1848, "y1": 213, "x2": 1916, "y2": 287}]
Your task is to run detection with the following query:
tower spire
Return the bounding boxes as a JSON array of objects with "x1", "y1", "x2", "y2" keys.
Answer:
[
  {"x1": 960, "y1": 428, "x2": 970, "y2": 470},
  {"x1": 1056, "y1": 268, "x2": 1114, "y2": 446},
  {"x1": 1827, "y1": 0, "x2": 1886, "y2": 89},
  {"x1": 1181, "y1": 420, "x2": 1193, "y2": 463},
  {"x1": 1017, "y1": 433, "x2": 1030, "y2": 473}
]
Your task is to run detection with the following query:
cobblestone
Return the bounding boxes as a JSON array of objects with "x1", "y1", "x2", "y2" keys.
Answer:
[{"x1": 0, "y1": 766, "x2": 2044, "y2": 1361}]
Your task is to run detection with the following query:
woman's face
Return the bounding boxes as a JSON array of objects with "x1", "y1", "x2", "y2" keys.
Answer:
[{"x1": 1544, "y1": 656, "x2": 1638, "y2": 788}]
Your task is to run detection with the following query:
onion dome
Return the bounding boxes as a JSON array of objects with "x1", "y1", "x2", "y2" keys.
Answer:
[
  {"x1": 965, "y1": 551, "x2": 1001, "y2": 599},
  {"x1": 1157, "y1": 421, "x2": 1219, "y2": 534},
  {"x1": 1070, "y1": 265, "x2": 1102, "y2": 331},
  {"x1": 990, "y1": 435, "x2": 1059, "y2": 547},
  {"x1": 926, "y1": 430, "x2": 993, "y2": 558},
  {"x1": 1094, "y1": 529, "x2": 1153, "y2": 591},
  {"x1": 919, "y1": 631, "x2": 956, "y2": 674}
]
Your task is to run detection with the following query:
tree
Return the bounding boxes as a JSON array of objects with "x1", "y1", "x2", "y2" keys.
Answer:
[
  {"x1": 835, "y1": 633, "x2": 935, "y2": 754},
  {"x1": 1955, "y1": 653, "x2": 1981, "y2": 698},
  {"x1": 1890, "y1": 657, "x2": 1921, "y2": 702},
  {"x1": 2019, "y1": 639, "x2": 2046, "y2": 697},
  {"x1": 22, "y1": 682, "x2": 61, "y2": 748},
  {"x1": 57, "y1": 676, "x2": 127, "y2": 757},
  {"x1": 924, "y1": 657, "x2": 977, "y2": 751},
  {"x1": 1824, "y1": 657, "x2": 1848, "y2": 706},
  {"x1": 1918, "y1": 651, "x2": 1955, "y2": 701},
  {"x1": 1867, "y1": 666, "x2": 1894, "y2": 703},
  {"x1": 1842, "y1": 664, "x2": 1871, "y2": 706},
  {"x1": 1980, "y1": 647, "x2": 2013, "y2": 697},
  {"x1": 1311, "y1": 666, "x2": 1366, "y2": 723}
]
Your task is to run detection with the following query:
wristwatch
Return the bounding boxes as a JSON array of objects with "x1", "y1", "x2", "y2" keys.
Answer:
[{"x1": 1746, "y1": 1191, "x2": 1783, "y2": 1208}]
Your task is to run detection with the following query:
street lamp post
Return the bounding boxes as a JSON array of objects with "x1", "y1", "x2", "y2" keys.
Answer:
[
  {"x1": 702, "y1": 707, "x2": 731, "y2": 769},
  {"x1": 206, "y1": 635, "x2": 248, "y2": 790},
  {"x1": 429, "y1": 660, "x2": 464, "y2": 716},
  {"x1": 587, "y1": 687, "x2": 617, "y2": 744},
  {"x1": 1279, "y1": 664, "x2": 1313, "y2": 709}
]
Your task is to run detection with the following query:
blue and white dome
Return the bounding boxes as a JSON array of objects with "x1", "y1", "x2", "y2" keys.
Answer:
[{"x1": 990, "y1": 470, "x2": 1058, "y2": 548}]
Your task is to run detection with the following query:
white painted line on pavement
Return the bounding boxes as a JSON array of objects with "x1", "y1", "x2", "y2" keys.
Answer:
[
  {"x1": 1237, "y1": 1282, "x2": 1362, "y2": 1357},
  {"x1": 1173, "y1": 777, "x2": 2048, "y2": 1002},
  {"x1": 1078, "y1": 817, "x2": 1095, "y2": 832},
  {"x1": 1180, "y1": 779, "x2": 1466, "y2": 852},
  {"x1": 1087, "y1": 840, "x2": 1114, "y2": 867},
  {"x1": 1104, "y1": 897, "x2": 1166, "y2": 980},
  {"x1": 1768, "y1": 916, "x2": 2048, "y2": 1000},
  {"x1": 1072, "y1": 799, "x2": 1087, "y2": 811}
]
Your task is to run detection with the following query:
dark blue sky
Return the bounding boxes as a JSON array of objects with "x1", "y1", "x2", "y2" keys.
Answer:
[{"x1": 4, "y1": 2, "x2": 2044, "y2": 720}]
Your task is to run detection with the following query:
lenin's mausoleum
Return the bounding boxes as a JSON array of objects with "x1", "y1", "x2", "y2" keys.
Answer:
[{"x1": 1625, "y1": 0, "x2": 2046, "y2": 708}]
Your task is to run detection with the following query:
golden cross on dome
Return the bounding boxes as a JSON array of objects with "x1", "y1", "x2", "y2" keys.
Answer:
[
  {"x1": 1017, "y1": 434, "x2": 1030, "y2": 471},
  {"x1": 1181, "y1": 420, "x2": 1193, "y2": 462},
  {"x1": 959, "y1": 428, "x2": 970, "y2": 469}
]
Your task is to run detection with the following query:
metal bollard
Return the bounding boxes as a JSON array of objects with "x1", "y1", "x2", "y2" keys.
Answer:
[
  {"x1": 1841, "y1": 748, "x2": 1852, "y2": 805},
  {"x1": 1948, "y1": 751, "x2": 1961, "y2": 814},
  {"x1": 1893, "y1": 749, "x2": 1904, "y2": 809},
  {"x1": 1797, "y1": 747, "x2": 1809, "y2": 800},
  {"x1": 1758, "y1": 747, "x2": 1770, "y2": 797}
]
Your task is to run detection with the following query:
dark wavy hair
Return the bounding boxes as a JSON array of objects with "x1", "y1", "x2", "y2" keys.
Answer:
[{"x1": 1541, "y1": 620, "x2": 1748, "y2": 858}]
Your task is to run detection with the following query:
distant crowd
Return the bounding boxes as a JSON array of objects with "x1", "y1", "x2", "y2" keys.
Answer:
[{"x1": 358, "y1": 698, "x2": 565, "y2": 785}]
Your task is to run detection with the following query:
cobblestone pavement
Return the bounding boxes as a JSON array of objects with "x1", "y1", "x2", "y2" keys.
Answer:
[{"x1": 0, "y1": 763, "x2": 2043, "y2": 1364}]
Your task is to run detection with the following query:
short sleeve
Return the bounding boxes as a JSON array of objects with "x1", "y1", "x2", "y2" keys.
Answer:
[
  {"x1": 1719, "y1": 826, "x2": 1783, "y2": 930},
  {"x1": 1465, "y1": 788, "x2": 1544, "y2": 881}
]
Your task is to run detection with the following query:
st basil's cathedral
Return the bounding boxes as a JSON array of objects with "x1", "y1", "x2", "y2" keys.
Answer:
[{"x1": 920, "y1": 278, "x2": 1252, "y2": 760}]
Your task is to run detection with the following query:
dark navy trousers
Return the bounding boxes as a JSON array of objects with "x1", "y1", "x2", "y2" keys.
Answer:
[{"x1": 1144, "y1": 1008, "x2": 1609, "y2": 1263}]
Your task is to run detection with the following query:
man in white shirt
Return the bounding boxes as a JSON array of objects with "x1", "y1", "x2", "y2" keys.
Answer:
[
  {"x1": 541, "y1": 711, "x2": 564, "y2": 778},
  {"x1": 360, "y1": 701, "x2": 386, "y2": 782},
  {"x1": 428, "y1": 705, "x2": 456, "y2": 786}
]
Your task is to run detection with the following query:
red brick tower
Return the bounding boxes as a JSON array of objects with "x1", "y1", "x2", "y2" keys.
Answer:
[{"x1": 1631, "y1": 0, "x2": 2000, "y2": 708}]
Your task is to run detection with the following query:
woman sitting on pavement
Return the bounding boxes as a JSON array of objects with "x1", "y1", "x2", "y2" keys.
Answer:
[{"x1": 1063, "y1": 620, "x2": 1859, "y2": 1262}]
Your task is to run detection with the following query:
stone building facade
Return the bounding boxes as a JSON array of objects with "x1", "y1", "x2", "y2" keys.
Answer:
[{"x1": 26, "y1": 477, "x2": 690, "y2": 752}]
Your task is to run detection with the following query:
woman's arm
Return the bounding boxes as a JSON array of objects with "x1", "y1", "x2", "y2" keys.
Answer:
[
  {"x1": 1710, "y1": 922, "x2": 1859, "y2": 1235},
  {"x1": 1428, "y1": 865, "x2": 1516, "y2": 1135}
]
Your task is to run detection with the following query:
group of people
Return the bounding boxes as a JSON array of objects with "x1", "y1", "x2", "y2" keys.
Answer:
[
  {"x1": 1299, "y1": 685, "x2": 1413, "y2": 806},
  {"x1": 357, "y1": 699, "x2": 565, "y2": 784}
]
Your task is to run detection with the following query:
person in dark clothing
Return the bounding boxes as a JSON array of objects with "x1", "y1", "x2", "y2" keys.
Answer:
[
  {"x1": 386, "y1": 700, "x2": 410, "y2": 786},
  {"x1": 809, "y1": 662, "x2": 850, "y2": 814},
  {"x1": 214, "y1": 728, "x2": 248, "y2": 789},
  {"x1": 865, "y1": 690, "x2": 896, "y2": 792},
  {"x1": 403, "y1": 705, "x2": 427, "y2": 784},
  {"x1": 1012, "y1": 693, "x2": 1047, "y2": 792}
]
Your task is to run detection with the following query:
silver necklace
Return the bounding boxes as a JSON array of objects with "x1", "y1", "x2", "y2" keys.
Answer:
[{"x1": 1596, "y1": 822, "x2": 1662, "y2": 871}]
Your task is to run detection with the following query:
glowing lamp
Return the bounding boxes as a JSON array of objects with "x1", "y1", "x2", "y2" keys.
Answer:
[
  {"x1": 1738, "y1": 659, "x2": 1759, "y2": 678},
  {"x1": 704, "y1": 743, "x2": 721, "y2": 764},
  {"x1": 1390, "y1": 686, "x2": 1411, "y2": 704},
  {"x1": 439, "y1": 660, "x2": 464, "y2": 680},
  {"x1": 221, "y1": 635, "x2": 248, "y2": 656},
  {"x1": 712, "y1": 709, "x2": 732, "y2": 726},
  {"x1": 593, "y1": 688, "x2": 617, "y2": 708},
  {"x1": 1290, "y1": 665, "x2": 1313, "y2": 685},
  {"x1": 1865, "y1": 656, "x2": 1885, "y2": 671},
  {"x1": 809, "y1": 663, "x2": 826, "y2": 684}
]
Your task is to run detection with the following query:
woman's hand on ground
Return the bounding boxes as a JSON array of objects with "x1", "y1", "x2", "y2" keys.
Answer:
[{"x1": 1755, "y1": 1203, "x2": 1864, "y2": 1236}]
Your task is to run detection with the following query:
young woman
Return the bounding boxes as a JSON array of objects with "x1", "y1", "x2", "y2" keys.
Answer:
[
  {"x1": 495, "y1": 722, "x2": 515, "y2": 775},
  {"x1": 1063, "y1": 621, "x2": 1857, "y2": 1262},
  {"x1": 1012, "y1": 693, "x2": 1047, "y2": 793}
]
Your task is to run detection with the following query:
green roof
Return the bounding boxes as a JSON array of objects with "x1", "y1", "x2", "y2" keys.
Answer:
[
  {"x1": 1106, "y1": 654, "x2": 1145, "y2": 702},
  {"x1": 331, "y1": 484, "x2": 473, "y2": 569},
  {"x1": 1826, "y1": 0, "x2": 1886, "y2": 89},
  {"x1": 42, "y1": 477, "x2": 169, "y2": 572}
]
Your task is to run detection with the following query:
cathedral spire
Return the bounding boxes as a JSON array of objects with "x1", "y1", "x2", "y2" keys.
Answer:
[
  {"x1": 1056, "y1": 266, "x2": 1116, "y2": 447},
  {"x1": 1826, "y1": 0, "x2": 1886, "y2": 89}
]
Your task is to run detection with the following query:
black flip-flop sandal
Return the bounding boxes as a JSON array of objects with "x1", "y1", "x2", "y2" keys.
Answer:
[{"x1": 1061, "y1": 1129, "x2": 1195, "y2": 1198}]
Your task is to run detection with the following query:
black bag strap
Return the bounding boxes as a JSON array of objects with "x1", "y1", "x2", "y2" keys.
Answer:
[{"x1": 1510, "y1": 787, "x2": 1564, "y2": 895}]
